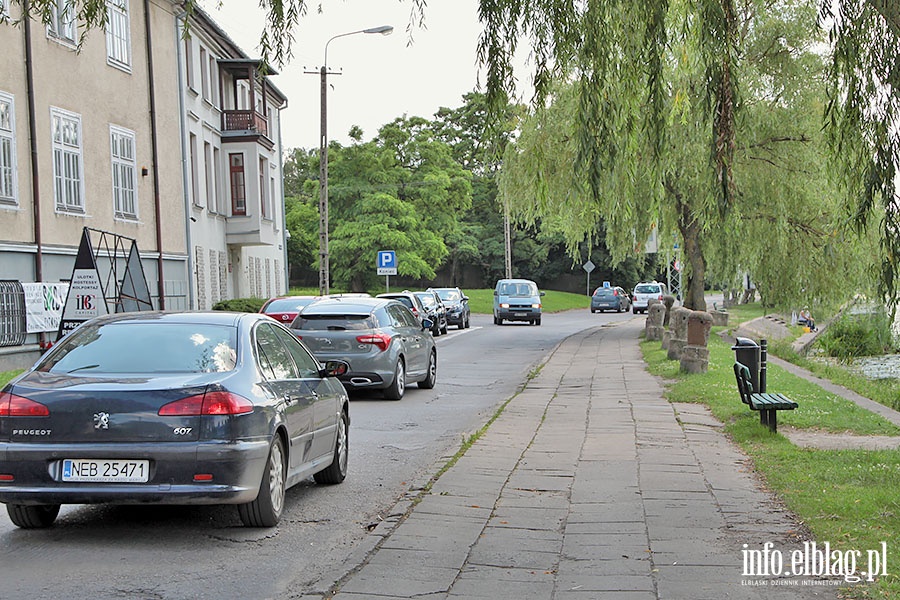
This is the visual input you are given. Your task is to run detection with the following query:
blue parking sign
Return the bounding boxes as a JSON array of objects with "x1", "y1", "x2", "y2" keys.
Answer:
[{"x1": 377, "y1": 250, "x2": 397, "y2": 275}]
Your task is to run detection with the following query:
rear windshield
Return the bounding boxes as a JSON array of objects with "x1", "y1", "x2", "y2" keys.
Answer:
[
  {"x1": 594, "y1": 288, "x2": 616, "y2": 296},
  {"x1": 39, "y1": 323, "x2": 237, "y2": 374},
  {"x1": 387, "y1": 297, "x2": 414, "y2": 309},
  {"x1": 635, "y1": 284, "x2": 661, "y2": 294},
  {"x1": 264, "y1": 297, "x2": 315, "y2": 312},
  {"x1": 292, "y1": 314, "x2": 375, "y2": 331}
]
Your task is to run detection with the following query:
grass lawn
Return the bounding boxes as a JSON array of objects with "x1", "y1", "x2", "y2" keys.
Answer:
[
  {"x1": 288, "y1": 286, "x2": 591, "y2": 315},
  {"x1": 1, "y1": 370, "x2": 23, "y2": 387},
  {"x1": 641, "y1": 325, "x2": 900, "y2": 598}
]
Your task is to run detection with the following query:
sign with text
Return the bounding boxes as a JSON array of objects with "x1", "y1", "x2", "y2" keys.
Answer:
[
  {"x1": 377, "y1": 250, "x2": 397, "y2": 276},
  {"x1": 23, "y1": 282, "x2": 69, "y2": 333}
]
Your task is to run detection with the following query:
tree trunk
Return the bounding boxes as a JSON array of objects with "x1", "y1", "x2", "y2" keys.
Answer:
[{"x1": 675, "y1": 194, "x2": 708, "y2": 311}]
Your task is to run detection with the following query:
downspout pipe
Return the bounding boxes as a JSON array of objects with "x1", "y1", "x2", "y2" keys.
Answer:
[
  {"x1": 24, "y1": 0, "x2": 41, "y2": 284},
  {"x1": 24, "y1": 0, "x2": 46, "y2": 348},
  {"x1": 144, "y1": 0, "x2": 165, "y2": 309},
  {"x1": 174, "y1": 9, "x2": 195, "y2": 310},
  {"x1": 278, "y1": 99, "x2": 289, "y2": 294}
]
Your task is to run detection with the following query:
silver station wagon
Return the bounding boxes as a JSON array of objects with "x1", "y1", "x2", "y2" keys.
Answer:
[{"x1": 291, "y1": 297, "x2": 437, "y2": 400}]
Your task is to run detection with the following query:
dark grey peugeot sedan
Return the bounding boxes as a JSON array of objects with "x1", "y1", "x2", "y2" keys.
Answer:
[{"x1": 0, "y1": 311, "x2": 350, "y2": 529}]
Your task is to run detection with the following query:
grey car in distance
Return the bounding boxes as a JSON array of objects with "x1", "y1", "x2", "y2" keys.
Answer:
[
  {"x1": 291, "y1": 297, "x2": 437, "y2": 400},
  {"x1": 0, "y1": 311, "x2": 350, "y2": 529}
]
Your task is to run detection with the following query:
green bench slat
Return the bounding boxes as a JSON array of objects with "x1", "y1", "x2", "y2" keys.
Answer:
[{"x1": 748, "y1": 393, "x2": 797, "y2": 411}]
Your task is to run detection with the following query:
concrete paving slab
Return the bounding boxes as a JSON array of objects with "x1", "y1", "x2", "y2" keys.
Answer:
[{"x1": 304, "y1": 320, "x2": 841, "y2": 600}]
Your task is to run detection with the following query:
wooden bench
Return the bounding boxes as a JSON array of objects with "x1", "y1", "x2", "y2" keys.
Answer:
[{"x1": 733, "y1": 362, "x2": 798, "y2": 432}]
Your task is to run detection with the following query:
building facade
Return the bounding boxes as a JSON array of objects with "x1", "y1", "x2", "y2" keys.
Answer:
[
  {"x1": 178, "y1": 7, "x2": 288, "y2": 311},
  {"x1": 0, "y1": 1, "x2": 289, "y2": 369}
]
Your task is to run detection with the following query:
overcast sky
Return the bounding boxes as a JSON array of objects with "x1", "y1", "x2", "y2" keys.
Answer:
[{"x1": 197, "y1": 0, "x2": 526, "y2": 151}]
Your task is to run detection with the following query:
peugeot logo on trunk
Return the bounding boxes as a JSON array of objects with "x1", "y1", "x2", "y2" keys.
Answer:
[{"x1": 93, "y1": 412, "x2": 110, "y2": 430}]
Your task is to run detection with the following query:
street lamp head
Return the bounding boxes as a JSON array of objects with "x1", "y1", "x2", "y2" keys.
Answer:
[{"x1": 363, "y1": 25, "x2": 394, "y2": 35}]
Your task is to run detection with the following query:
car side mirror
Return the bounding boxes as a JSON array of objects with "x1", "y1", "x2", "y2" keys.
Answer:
[
  {"x1": 540, "y1": 291, "x2": 546, "y2": 296},
  {"x1": 462, "y1": 296, "x2": 469, "y2": 301},
  {"x1": 493, "y1": 290, "x2": 498, "y2": 296},
  {"x1": 422, "y1": 318, "x2": 433, "y2": 331},
  {"x1": 320, "y1": 359, "x2": 349, "y2": 378}
]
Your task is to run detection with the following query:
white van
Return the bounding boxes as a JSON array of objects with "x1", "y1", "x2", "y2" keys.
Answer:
[{"x1": 631, "y1": 282, "x2": 668, "y2": 314}]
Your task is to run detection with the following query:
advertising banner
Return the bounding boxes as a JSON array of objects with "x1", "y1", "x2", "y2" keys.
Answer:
[{"x1": 23, "y1": 282, "x2": 69, "y2": 333}]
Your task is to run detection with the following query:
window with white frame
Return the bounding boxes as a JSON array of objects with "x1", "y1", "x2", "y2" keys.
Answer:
[
  {"x1": 48, "y1": 0, "x2": 76, "y2": 45},
  {"x1": 51, "y1": 108, "x2": 84, "y2": 213},
  {"x1": 190, "y1": 133, "x2": 201, "y2": 207},
  {"x1": 204, "y1": 141, "x2": 214, "y2": 212},
  {"x1": 259, "y1": 157, "x2": 268, "y2": 219},
  {"x1": 0, "y1": 92, "x2": 17, "y2": 206},
  {"x1": 208, "y1": 55, "x2": 218, "y2": 106},
  {"x1": 110, "y1": 126, "x2": 137, "y2": 219},
  {"x1": 184, "y1": 36, "x2": 195, "y2": 91},
  {"x1": 213, "y1": 147, "x2": 222, "y2": 213},
  {"x1": 200, "y1": 47, "x2": 209, "y2": 101},
  {"x1": 105, "y1": 0, "x2": 131, "y2": 70}
]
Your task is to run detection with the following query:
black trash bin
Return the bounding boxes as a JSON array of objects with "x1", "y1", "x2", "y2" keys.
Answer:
[{"x1": 732, "y1": 337, "x2": 760, "y2": 393}]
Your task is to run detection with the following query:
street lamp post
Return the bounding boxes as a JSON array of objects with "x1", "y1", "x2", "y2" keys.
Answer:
[{"x1": 314, "y1": 25, "x2": 393, "y2": 296}]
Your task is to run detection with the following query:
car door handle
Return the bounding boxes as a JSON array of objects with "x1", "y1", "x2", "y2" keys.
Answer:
[{"x1": 283, "y1": 395, "x2": 296, "y2": 406}]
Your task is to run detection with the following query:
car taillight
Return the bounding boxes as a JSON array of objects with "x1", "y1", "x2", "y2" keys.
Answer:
[
  {"x1": 158, "y1": 390, "x2": 253, "y2": 416},
  {"x1": 0, "y1": 392, "x2": 50, "y2": 417},
  {"x1": 613, "y1": 290, "x2": 619, "y2": 296},
  {"x1": 356, "y1": 333, "x2": 391, "y2": 352},
  {"x1": 658, "y1": 295, "x2": 664, "y2": 301}
]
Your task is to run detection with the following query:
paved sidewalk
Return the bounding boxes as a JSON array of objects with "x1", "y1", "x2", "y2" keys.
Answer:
[{"x1": 303, "y1": 320, "x2": 838, "y2": 599}]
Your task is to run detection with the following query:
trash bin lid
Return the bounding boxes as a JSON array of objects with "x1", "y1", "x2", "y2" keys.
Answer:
[{"x1": 731, "y1": 336, "x2": 759, "y2": 349}]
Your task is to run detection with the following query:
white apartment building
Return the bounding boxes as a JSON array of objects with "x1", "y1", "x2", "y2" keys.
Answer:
[
  {"x1": 0, "y1": 1, "x2": 289, "y2": 369},
  {"x1": 179, "y1": 7, "x2": 288, "y2": 310}
]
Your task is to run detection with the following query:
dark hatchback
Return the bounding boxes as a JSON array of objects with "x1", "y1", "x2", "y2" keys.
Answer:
[
  {"x1": 591, "y1": 286, "x2": 632, "y2": 313},
  {"x1": 0, "y1": 311, "x2": 350, "y2": 529}
]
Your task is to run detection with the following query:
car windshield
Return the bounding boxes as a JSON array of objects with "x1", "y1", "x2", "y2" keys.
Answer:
[
  {"x1": 499, "y1": 282, "x2": 538, "y2": 296},
  {"x1": 435, "y1": 289, "x2": 460, "y2": 302},
  {"x1": 635, "y1": 284, "x2": 661, "y2": 294},
  {"x1": 415, "y1": 294, "x2": 437, "y2": 308},
  {"x1": 293, "y1": 314, "x2": 374, "y2": 331},
  {"x1": 39, "y1": 323, "x2": 238, "y2": 374}
]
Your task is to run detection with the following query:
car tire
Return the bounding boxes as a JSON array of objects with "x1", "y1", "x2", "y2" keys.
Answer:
[
  {"x1": 314, "y1": 408, "x2": 349, "y2": 485},
  {"x1": 535, "y1": 317, "x2": 542, "y2": 326},
  {"x1": 591, "y1": 308, "x2": 596, "y2": 313},
  {"x1": 6, "y1": 503, "x2": 60, "y2": 529},
  {"x1": 632, "y1": 307, "x2": 638, "y2": 314},
  {"x1": 464, "y1": 314, "x2": 470, "y2": 328},
  {"x1": 617, "y1": 305, "x2": 623, "y2": 313},
  {"x1": 238, "y1": 435, "x2": 286, "y2": 527},
  {"x1": 440, "y1": 321, "x2": 448, "y2": 335},
  {"x1": 384, "y1": 359, "x2": 406, "y2": 400},
  {"x1": 432, "y1": 321, "x2": 441, "y2": 336},
  {"x1": 418, "y1": 350, "x2": 437, "y2": 389},
  {"x1": 494, "y1": 315, "x2": 501, "y2": 325}
]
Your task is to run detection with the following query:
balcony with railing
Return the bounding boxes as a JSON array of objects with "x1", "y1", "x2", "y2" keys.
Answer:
[{"x1": 221, "y1": 110, "x2": 268, "y2": 137}]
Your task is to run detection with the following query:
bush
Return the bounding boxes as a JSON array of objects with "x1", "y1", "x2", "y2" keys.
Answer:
[
  {"x1": 212, "y1": 298, "x2": 266, "y2": 313},
  {"x1": 816, "y1": 309, "x2": 897, "y2": 360}
]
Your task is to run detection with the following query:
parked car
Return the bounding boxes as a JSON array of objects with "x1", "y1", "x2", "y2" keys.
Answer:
[
  {"x1": 375, "y1": 292, "x2": 432, "y2": 333},
  {"x1": 0, "y1": 311, "x2": 350, "y2": 529},
  {"x1": 632, "y1": 281, "x2": 669, "y2": 314},
  {"x1": 291, "y1": 297, "x2": 436, "y2": 400},
  {"x1": 591, "y1": 286, "x2": 632, "y2": 313},
  {"x1": 430, "y1": 287, "x2": 470, "y2": 329},
  {"x1": 260, "y1": 295, "x2": 321, "y2": 324},
  {"x1": 413, "y1": 290, "x2": 449, "y2": 336},
  {"x1": 493, "y1": 278, "x2": 545, "y2": 326}
]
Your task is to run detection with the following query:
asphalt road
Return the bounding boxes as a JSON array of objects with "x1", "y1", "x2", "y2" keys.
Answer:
[{"x1": 0, "y1": 308, "x2": 636, "y2": 600}]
